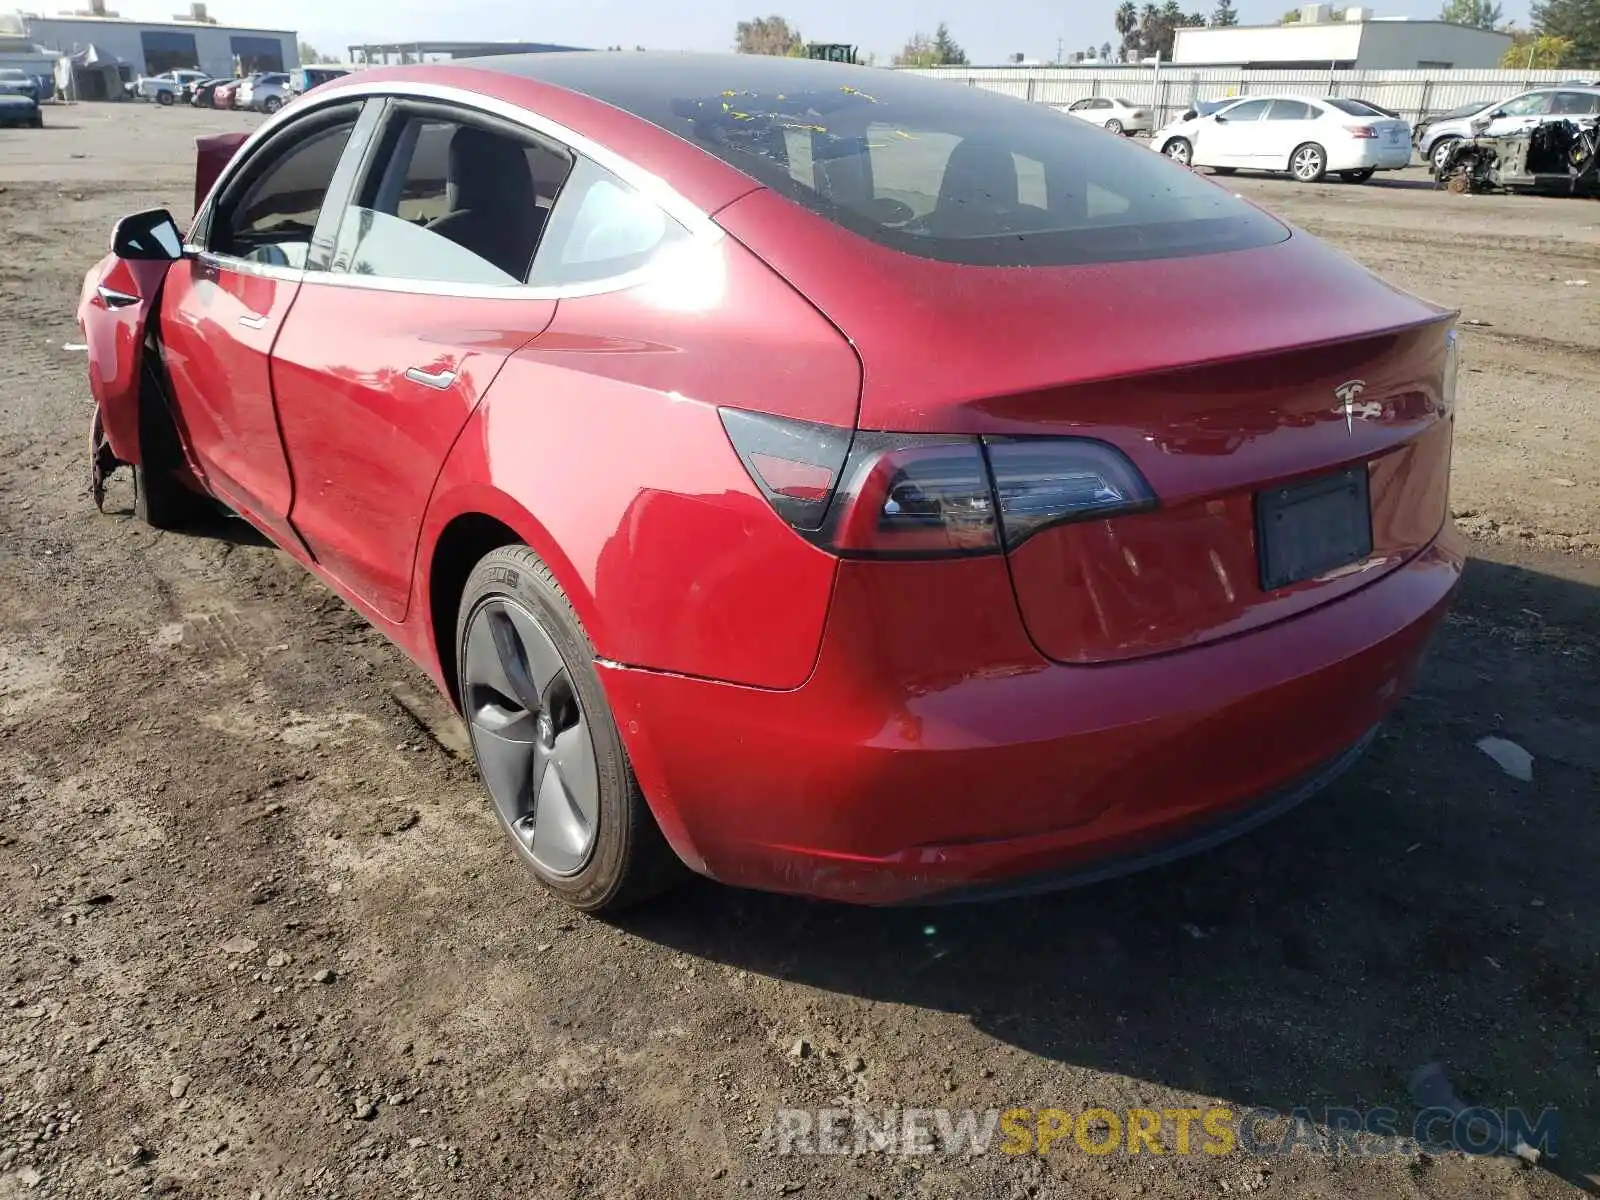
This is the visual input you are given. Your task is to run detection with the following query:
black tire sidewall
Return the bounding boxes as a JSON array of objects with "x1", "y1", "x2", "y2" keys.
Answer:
[{"x1": 456, "y1": 545, "x2": 646, "y2": 911}]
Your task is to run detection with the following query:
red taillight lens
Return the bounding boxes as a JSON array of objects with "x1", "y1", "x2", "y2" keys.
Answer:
[
  {"x1": 830, "y1": 435, "x2": 997, "y2": 557},
  {"x1": 721, "y1": 409, "x2": 1156, "y2": 559},
  {"x1": 985, "y1": 438, "x2": 1157, "y2": 548},
  {"x1": 1346, "y1": 125, "x2": 1378, "y2": 138}
]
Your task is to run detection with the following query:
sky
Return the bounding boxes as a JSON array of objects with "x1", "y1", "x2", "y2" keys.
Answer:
[{"x1": 98, "y1": 0, "x2": 1534, "y2": 65}]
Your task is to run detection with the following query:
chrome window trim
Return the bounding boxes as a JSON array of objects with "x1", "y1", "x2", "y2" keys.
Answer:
[{"x1": 195, "y1": 78, "x2": 726, "y2": 302}]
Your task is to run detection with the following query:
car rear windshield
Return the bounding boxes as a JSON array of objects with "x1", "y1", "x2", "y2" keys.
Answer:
[
  {"x1": 514, "y1": 56, "x2": 1287, "y2": 267},
  {"x1": 1324, "y1": 98, "x2": 1384, "y2": 117}
]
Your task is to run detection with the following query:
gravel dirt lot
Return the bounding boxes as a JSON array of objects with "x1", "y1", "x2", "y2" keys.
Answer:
[{"x1": 0, "y1": 103, "x2": 1596, "y2": 1200}]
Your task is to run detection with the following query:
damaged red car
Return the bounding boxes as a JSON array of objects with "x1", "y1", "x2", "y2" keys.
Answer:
[{"x1": 80, "y1": 53, "x2": 1463, "y2": 910}]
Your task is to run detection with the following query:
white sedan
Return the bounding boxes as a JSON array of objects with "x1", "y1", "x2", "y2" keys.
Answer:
[
  {"x1": 1062, "y1": 96, "x2": 1152, "y2": 136},
  {"x1": 1151, "y1": 95, "x2": 1413, "y2": 183}
]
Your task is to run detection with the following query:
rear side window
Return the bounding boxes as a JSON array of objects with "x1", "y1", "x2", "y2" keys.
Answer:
[
  {"x1": 530, "y1": 157, "x2": 690, "y2": 287},
  {"x1": 1267, "y1": 100, "x2": 1316, "y2": 120},
  {"x1": 330, "y1": 111, "x2": 572, "y2": 286}
]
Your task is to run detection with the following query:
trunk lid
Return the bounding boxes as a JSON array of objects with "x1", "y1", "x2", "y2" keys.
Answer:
[{"x1": 716, "y1": 191, "x2": 1455, "y2": 662}]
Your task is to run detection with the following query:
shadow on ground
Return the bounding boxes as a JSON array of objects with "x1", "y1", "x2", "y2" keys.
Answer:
[{"x1": 624, "y1": 547, "x2": 1600, "y2": 1191}]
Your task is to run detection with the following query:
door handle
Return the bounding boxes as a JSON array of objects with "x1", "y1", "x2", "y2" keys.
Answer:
[
  {"x1": 237, "y1": 313, "x2": 268, "y2": 330},
  {"x1": 405, "y1": 367, "x2": 458, "y2": 390},
  {"x1": 97, "y1": 284, "x2": 140, "y2": 309}
]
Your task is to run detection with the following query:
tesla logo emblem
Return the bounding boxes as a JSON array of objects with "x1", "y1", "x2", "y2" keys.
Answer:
[{"x1": 1334, "y1": 380, "x2": 1367, "y2": 432}]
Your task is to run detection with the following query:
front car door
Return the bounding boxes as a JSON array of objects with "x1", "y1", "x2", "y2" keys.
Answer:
[
  {"x1": 1196, "y1": 98, "x2": 1270, "y2": 167},
  {"x1": 157, "y1": 99, "x2": 380, "y2": 549},
  {"x1": 267, "y1": 94, "x2": 567, "y2": 621}
]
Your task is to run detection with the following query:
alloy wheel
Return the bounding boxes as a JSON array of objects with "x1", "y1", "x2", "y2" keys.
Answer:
[
  {"x1": 1292, "y1": 145, "x2": 1325, "y2": 182},
  {"x1": 461, "y1": 597, "x2": 599, "y2": 876},
  {"x1": 1165, "y1": 138, "x2": 1192, "y2": 165}
]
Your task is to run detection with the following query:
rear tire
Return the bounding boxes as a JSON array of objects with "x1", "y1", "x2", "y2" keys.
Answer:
[
  {"x1": 456, "y1": 545, "x2": 681, "y2": 912},
  {"x1": 156, "y1": 89, "x2": 174, "y2": 106},
  {"x1": 1105, "y1": 118, "x2": 1124, "y2": 135},
  {"x1": 1290, "y1": 142, "x2": 1327, "y2": 183},
  {"x1": 1340, "y1": 168, "x2": 1376, "y2": 183}
]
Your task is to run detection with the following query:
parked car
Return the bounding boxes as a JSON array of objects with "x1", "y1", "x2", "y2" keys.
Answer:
[
  {"x1": 1062, "y1": 95, "x2": 1151, "y2": 135},
  {"x1": 0, "y1": 78, "x2": 41, "y2": 127},
  {"x1": 236, "y1": 72, "x2": 290, "y2": 113},
  {"x1": 135, "y1": 69, "x2": 208, "y2": 106},
  {"x1": 0, "y1": 67, "x2": 42, "y2": 104},
  {"x1": 290, "y1": 65, "x2": 351, "y2": 95},
  {"x1": 210, "y1": 79, "x2": 241, "y2": 109},
  {"x1": 1417, "y1": 87, "x2": 1600, "y2": 174},
  {"x1": 188, "y1": 78, "x2": 227, "y2": 107},
  {"x1": 1416, "y1": 99, "x2": 1491, "y2": 142},
  {"x1": 1153, "y1": 94, "x2": 1412, "y2": 182},
  {"x1": 79, "y1": 53, "x2": 1461, "y2": 911}
]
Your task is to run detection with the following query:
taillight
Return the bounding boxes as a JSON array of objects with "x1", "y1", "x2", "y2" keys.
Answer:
[
  {"x1": 718, "y1": 408, "x2": 851, "y2": 530},
  {"x1": 985, "y1": 437, "x2": 1157, "y2": 548},
  {"x1": 1346, "y1": 125, "x2": 1378, "y2": 138},
  {"x1": 721, "y1": 409, "x2": 1157, "y2": 559}
]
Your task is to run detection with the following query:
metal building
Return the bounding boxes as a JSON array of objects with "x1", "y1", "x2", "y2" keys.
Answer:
[
  {"x1": 1174, "y1": 5, "x2": 1512, "y2": 70},
  {"x1": 19, "y1": 3, "x2": 297, "y2": 77}
]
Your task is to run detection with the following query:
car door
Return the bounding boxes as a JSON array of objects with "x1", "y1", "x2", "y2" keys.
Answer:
[
  {"x1": 1197, "y1": 98, "x2": 1270, "y2": 167},
  {"x1": 1261, "y1": 99, "x2": 1319, "y2": 166},
  {"x1": 1484, "y1": 91, "x2": 1552, "y2": 137},
  {"x1": 267, "y1": 98, "x2": 569, "y2": 621},
  {"x1": 158, "y1": 98, "x2": 378, "y2": 549}
]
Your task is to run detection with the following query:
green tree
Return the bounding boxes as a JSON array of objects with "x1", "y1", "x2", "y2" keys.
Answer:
[
  {"x1": 1439, "y1": 0, "x2": 1504, "y2": 27},
  {"x1": 1114, "y1": 1, "x2": 1140, "y2": 59},
  {"x1": 297, "y1": 40, "x2": 325, "y2": 64},
  {"x1": 1532, "y1": 0, "x2": 1600, "y2": 64},
  {"x1": 894, "y1": 25, "x2": 967, "y2": 66},
  {"x1": 1502, "y1": 28, "x2": 1577, "y2": 65},
  {"x1": 1211, "y1": 0, "x2": 1240, "y2": 24},
  {"x1": 932, "y1": 22, "x2": 969, "y2": 65},
  {"x1": 735, "y1": 15, "x2": 803, "y2": 55},
  {"x1": 1280, "y1": 6, "x2": 1347, "y2": 19}
]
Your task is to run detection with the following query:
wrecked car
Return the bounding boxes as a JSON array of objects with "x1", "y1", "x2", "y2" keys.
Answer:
[{"x1": 1437, "y1": 115, "x2": 1600, "y2": 197}]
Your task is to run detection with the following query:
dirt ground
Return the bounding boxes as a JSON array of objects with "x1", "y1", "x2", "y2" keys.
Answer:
[{"x1": 0, "y1": 102, "x2": 1596, "y2": 1200}]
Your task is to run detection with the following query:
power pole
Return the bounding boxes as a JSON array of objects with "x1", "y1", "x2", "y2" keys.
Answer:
[{"x1": 1056, "y1": 36, "x2": 1063, "y2": 64}]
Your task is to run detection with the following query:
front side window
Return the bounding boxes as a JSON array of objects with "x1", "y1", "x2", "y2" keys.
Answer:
[
  {"x1": 330, "y1": 113, "x2": 572, "y2": 286},
  {"x1": 530, "y1": 157, "x2": 689, "y2": 287},
  {"x1": 1500, "y1": 92, "x2": 1552, "y2": 117},
  {"x1": 213, "y1": 114, "x2": 358, "y2": 269},
  {"x1": 1220, "y1": 99, "x2": 1271, "y2": 122}
]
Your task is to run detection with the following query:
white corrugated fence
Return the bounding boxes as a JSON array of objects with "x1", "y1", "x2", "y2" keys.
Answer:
[{"x1": 897, "y1": 66, "x2": 1592, "y2": 129}]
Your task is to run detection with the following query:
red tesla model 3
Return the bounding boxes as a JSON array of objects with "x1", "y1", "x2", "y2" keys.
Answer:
[{"x1": 79, "y1": 53, "x2": 1462, "y2": 910}]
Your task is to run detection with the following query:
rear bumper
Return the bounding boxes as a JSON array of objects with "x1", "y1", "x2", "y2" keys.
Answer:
[{"x1": 602, "y1": 529, "x2": 1463, "y2": 905}]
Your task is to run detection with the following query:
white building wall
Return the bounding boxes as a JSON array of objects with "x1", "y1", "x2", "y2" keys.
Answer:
[
  {"x1": 22, "y1": 17, "x2": 297, "y2": 77},
  {"x1": 1174, "y1": 23, "x2": 1363, "y2": 65},
  {"x1": 1173, "y1": 20, "x2": 1510, "y2": 69},
  {"x1": 1353, "y1": 21, "x2": 1512, "y2": 69}
]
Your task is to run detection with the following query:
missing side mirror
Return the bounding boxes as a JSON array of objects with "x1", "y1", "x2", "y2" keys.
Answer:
[{"x1": 112, "y1": 209, "x2": 185, "y2": 262}]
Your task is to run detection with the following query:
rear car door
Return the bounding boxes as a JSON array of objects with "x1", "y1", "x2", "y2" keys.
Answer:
[
  {"x1": 268, "y1": 97, "x2": 567, "y2": 620},
  {"x1": 1262, "y1": 99, "x2": 1318, "y2": 165},
  {"x1": 1199, "y1": 98, "x2": 1270, "y2": 167},
  {"x1": 158, "y1": 99, "x2": 376, "y2": 547}
]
